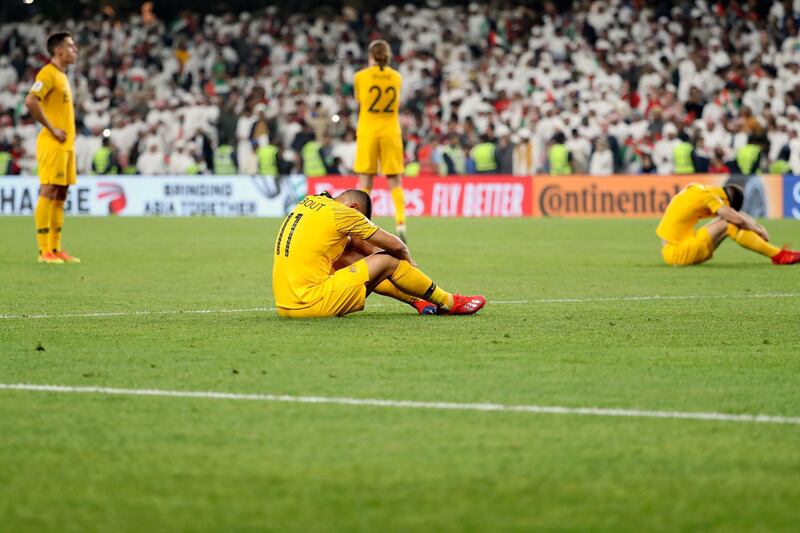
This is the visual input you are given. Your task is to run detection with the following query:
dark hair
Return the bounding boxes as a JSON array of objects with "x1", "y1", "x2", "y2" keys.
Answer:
[
  {"x1": 368, "y1": 40, "x2": 390, "y2": 70},
  {"x1": 354, "y1": 189, "x2": 372, "y2": 219},
  {"x1": 47, "y1": 32, "x2": 71, "y2": 56},
  {"x1": 339, "y1": 189, "x2": 373, "y2": 219},
  {"x1": 724, "y1": 184, "x2": 744, "y2": 211}
]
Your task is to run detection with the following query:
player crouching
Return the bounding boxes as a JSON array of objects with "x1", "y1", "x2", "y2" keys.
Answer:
[{"x1": 657, "y1": 183, "x2": 800, "y2": 266}]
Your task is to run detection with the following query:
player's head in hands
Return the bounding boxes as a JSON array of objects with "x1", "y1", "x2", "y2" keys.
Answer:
[{"x1": 724, "y1": 184, "x2": 744, "y2": 211}]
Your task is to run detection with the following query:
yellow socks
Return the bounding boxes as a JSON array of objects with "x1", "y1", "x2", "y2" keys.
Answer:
[
  {"x1": 35, "y1": 196, "x2": 52, "y2": 255},
  {"x1": 48, "y1": 199, "x2": 65, "y2": 253},
  {"x1": 373, "y1": 279, "x2": 418, "y2": 305},
  {"x1": 391, "y1": 186, "x2": 406, "y2": 227},
  {"x1": 390, "y1": 260, "x2": 454, "y2": 308},
  {"x1": 727, "y1": 224, "x2": 781, "y2": 258}
]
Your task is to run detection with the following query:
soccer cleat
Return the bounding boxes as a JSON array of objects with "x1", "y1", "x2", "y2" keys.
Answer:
[
  {"x1": 771, "y1": 247, "x2": 800, "y2": 265},
  {"x1": 412, "y1": 300, "x2": 438, "y2": 315},
  {"x1": 445, "y1": 294, "x2": 486, "y2": 315},
  {"x1": 396, "y1": 224, "x2": 407, "y2": 244},
  {"x1": 38, "y1": 252, "x2": 64, "y2": 264},
  {"x1": 55, "y1": 251, "x2": 81, "y2": 263}
]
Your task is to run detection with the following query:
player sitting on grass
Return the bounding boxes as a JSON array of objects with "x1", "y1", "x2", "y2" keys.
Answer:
[
  {"x1": 272, "y1": 189, "x2": 486, "y2": 317},
  {"x1": 656, "y1": 182, "x2": 800, "y2": 266}
]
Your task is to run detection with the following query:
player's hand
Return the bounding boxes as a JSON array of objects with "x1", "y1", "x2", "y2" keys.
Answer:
[
  {"x1": 755, "y1": 225, "x2": 770, "y2": 242},
  {"x1": 50, "y1": 128, "x2": 67, "y2": 143}
]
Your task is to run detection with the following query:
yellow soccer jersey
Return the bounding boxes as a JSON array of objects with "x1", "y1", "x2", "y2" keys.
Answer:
[
  {"x1": 656, "y1": 183, "x2": 729, "y2": 243},
  {"x1": 272, "y1": 194, "x2": 379, "y2": 309},
  {"x1": 29, "y1": 63, "x2": 76, "y2": 150},
  {"x1": 354, "y1": 65, "x2": 402, "y2": 138}
]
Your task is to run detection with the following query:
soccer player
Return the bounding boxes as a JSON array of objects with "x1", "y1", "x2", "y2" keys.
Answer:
[
  {"x1": 656, "y1": 182, "x2": 800, "y2": 266},
  {"x1": 354, "y1": 40, "x2": 408, "y2": 242},
  {"x1": 25, "y1": 32, "x2": 80, "y2": 264},
  {"x1": 272, "y1": 190, "x2": 486, "y2": 318}
]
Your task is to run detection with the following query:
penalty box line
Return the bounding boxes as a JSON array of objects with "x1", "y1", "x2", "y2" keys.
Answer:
[
  {"x1": 0, "y1": 292, "x2": 798, "y2": 320},
  {"x1": 1, "y1": 383, "x2": 799, "y2": 426}
]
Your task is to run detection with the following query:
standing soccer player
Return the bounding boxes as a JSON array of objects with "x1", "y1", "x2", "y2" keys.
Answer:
[
  {"x1": 354, "y1": 40, "x2": 408, "y2": 242},
  {"x1": 25, "y1": 32, "x2": 80, "y2": 264}
]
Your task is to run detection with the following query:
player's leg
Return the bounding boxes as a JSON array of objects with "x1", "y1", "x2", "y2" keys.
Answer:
[
  {"x1": 52, "y1": 152, "x2": 80, "y2": 263},
  {"x1": 332, "y1": 248, "x2": 435, "y2": 313},
  {"x1": 35, "y1": 185, "x2": 59, "y2": 263},
  {"x1": 381, "y1": 135, "x2": 407, "y2": 241},
  {"x1": 704, "y1": 217, "x2": 799, "y2": 264},
  {"x1": 363, "y1": 253, "x2": 485, "y2": 315},
  {"x1": 386, "y1": 175, "x2": 406, "y2": 242},
  {"x1": 48, "y1": 184, "x2": 66, "y2": 255},
  {"x1": 705, "y1": 218, "x2": 730, "y2": 249},
  {"x1": 358, "y1": 174, "x2": 374, "y2": 194},
  {"x1": 35, "y1": 146, "x2": 62, "y2": 264},
  {"x1": 725, "y1": 222, "x2": 782, "y2": 259},
  {"x1": 355, "y1": 135, "x2": 378, "y2": 194}
]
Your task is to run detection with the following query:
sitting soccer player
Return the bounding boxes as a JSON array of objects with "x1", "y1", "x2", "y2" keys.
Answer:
[
  {"x1": 656, "y1": 182, "x2": 800, "y2": 266},
  {"x1": 272, "y1": 189, "x2": 486, "y2": 317}
]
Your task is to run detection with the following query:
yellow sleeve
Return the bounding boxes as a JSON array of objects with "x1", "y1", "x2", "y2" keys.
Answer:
[
  {"x1": 353, "y1": 71, "x2": 361, "y2": 102},
  {"x1": 332, "y1": 202, "x2": 378, "y2": 239},
  {"x1": 704, "y1": 191, "x2": 724, "y2": 214},
  {"x1": 29, "y1": 67, "x2": 54, "y2": 100}
]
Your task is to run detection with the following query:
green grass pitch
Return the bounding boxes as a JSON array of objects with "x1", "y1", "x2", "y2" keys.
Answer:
[{"x1": 1, "y1": 215, "x2": 799, "y2": 532}]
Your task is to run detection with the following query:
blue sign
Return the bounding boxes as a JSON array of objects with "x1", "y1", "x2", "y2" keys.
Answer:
[{"x1": 784, "y1": 175, "x2": 800, "y2": 219}]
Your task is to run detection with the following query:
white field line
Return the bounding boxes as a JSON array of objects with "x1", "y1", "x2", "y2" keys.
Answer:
[
  {"x1": 0, "y1": 292, "x2": 798, "y2": 320},
  {"x1": 0, "y1": 307, "x2": 275, "y2": 320},
  {"x1": 532, "y1": 292, "x2": 800, "y2": 304},
  {"x1": 1, "y1": 383, "x2": 798, "y2": 426}
]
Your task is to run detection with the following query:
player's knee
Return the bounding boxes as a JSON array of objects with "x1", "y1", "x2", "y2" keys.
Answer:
[
  {"x1": 366, "y1": 252, "x2": 399, "y2": 279},
  {"x1": 379, "y1": 253, "x2": 400, "y2": 274},
  {"x1": 39, "y1": 185, "x2": 57, "y2": 200}
]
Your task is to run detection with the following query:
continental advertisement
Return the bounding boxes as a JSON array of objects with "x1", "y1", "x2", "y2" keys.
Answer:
[{"x1": 533, "y1": 174, "x2": 785, "y2": 219}]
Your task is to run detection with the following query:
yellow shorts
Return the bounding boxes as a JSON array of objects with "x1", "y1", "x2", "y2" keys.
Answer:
[
  {"x1": 354, "y1": 134, "x2": 404, "y2": 175},
  {"x1": 277, "y1": 259, "x2": 370, "y2": 318},
  {"x1": 662, "y1": 227, "x2": 714, "y2": 266},
  {"x1": 37, "y1": 146, "x2": 76, "y2": 186}
]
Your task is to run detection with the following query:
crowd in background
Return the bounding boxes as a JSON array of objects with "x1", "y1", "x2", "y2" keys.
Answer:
[{"x1": 3, "y1": 0, "x2": 800, "y2": 177}]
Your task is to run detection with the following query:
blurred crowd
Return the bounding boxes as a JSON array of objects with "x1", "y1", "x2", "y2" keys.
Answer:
[{"x1": 3, "y1": 0, "x2": 800, "y2": 177}]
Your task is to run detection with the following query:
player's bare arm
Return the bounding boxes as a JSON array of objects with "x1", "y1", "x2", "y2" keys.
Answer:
[
  {"x1": 25, "y1": 94, "x2": 66, "y2": 143},
  {"x1": 717, "y1": 205, "x2": 770, "y2": 241},
  {"x1": 348, "y1": 236, "x2": 381, "y2": 256},
  {"x1": 365, "y1": 228, "x2": 415, "y2": 266}
]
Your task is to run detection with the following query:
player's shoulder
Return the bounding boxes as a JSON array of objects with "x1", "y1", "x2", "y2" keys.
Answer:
[
  {"x1": 688, "y1": 182, "x2": 721, "y2": 196},
  {"x1": 36, "y1": 63, "x2": 55, "y2": 78},
  {"x1": 683, "y1": 182, "x2": 710, "y2": 194}
]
